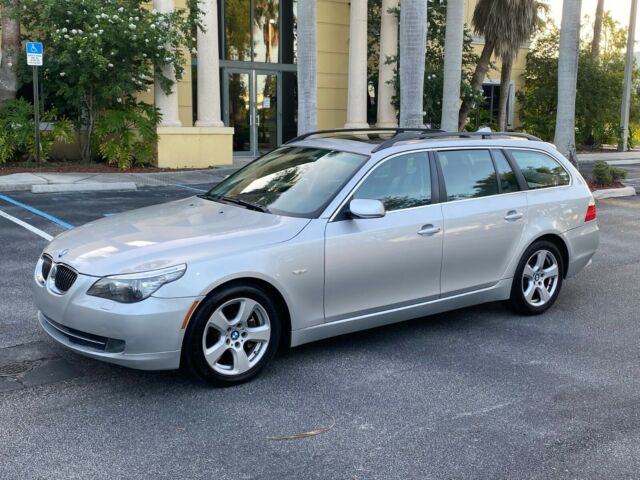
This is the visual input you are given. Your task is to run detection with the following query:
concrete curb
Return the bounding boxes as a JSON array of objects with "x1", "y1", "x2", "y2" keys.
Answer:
[
  {"x1": 0, "y1": 184, "x2": 33, "y2": 193},
  {"x1": 592, "y1": 186, "x2": 636, "y2": 200},
  {"x1": 31, "y1": 182, "x2": 137, "y2": 194}
]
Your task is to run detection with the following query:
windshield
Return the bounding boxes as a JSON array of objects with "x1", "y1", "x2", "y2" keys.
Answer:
[{"x1": 205, "y1": 147, "x2": 368, "y2": 217}]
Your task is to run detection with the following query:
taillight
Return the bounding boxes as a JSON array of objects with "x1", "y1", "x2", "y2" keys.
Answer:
[{"x1": 585, "y1": 202, "x2": 596, "y2": 222}]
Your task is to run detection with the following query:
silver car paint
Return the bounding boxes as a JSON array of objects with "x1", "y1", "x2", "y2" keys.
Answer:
[{"x1": 34, "y1": 138, "x2": 599, "y2": 370}]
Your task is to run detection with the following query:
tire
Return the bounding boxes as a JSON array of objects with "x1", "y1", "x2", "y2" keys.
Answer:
[
  {"x1": 182, "y1": 284, "x2": 282, "y2": 386},
  {"x1": 509, "y1": 240, "x2": 564, "y2": 315}
]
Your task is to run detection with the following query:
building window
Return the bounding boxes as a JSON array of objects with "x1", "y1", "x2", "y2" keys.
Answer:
[
  {"x1": 222, "y1": 0, "x2": 297, "y2": 65},
  {"x1": 472, "y1": 81, "x2": 515, "y2": 130}
]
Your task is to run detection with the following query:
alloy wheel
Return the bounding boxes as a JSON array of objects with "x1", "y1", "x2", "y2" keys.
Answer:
[
  {"x1": 521, "y1": 249, "x2": 560, "y2": 307},
  {"x1": 201, "y1": 297, "x2": 271, "y2": 376}
]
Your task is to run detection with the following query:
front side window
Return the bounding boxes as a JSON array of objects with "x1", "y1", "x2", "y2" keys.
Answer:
[
  {"x1": 206, "y1": 147, "x2": 367, "y2": 217},
  {"x1": 508, "y1": 150, "x2": 570, "y2": 189},
  {"x1": 439, "y1": 150, "x2": 498, "y2": 201},
  {"x1": 353, "y1": 152, "x2": 431, "y2": 211}
]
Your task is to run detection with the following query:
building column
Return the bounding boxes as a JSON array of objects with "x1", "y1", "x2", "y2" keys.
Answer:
[
  {"x1": 195, "y1": 0, "x2": 224, "y2": 127},
  {"x1": 376, "y1": 0, "x2": 398, "y2": 128},
  {"x1": 345, "y1": 0, "x2": 369, "y2": 129},
  {"x1": 154, "y1": 0, "x2": 182, "y2": 127}
]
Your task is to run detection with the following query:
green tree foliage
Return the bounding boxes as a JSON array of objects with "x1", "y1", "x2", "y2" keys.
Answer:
[
  {"x1": 3, "y1": 0, "x2": 200, "y2": 166},
  {"x1": 380, "y1": 0, "x2": 481, "y2": 128},
  {"x1": 519, "y1": 13, "x2": 639, "y2": 148}
]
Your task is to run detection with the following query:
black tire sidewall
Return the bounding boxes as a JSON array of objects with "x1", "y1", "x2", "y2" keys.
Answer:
[
  {"x1": 182, "y1": 284, "x2": 281, "y2": 386},
  {"x1": 510, "y1": 240, "x2": 564, "y2": 315}
]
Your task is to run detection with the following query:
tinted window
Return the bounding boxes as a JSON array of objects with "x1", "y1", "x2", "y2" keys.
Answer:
[
  {"x1": 493, "y1": 150, "x2": 519, "y2": 193},
  {"x1": 206, "y1": 147, "x2": 367, "y2": 217},
  {"x1": 354, "y1": 152, "x2": 431, "y2": 211},
  {"x1": 439, "y1": 150, "x2": 498, "y2": 201},
  {"x1": 509, "y1": 150, "x2": 570, "y2": 189}
]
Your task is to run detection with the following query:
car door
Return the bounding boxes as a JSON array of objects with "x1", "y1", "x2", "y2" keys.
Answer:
[
  {"x1": 437, "y1": 148, "x2": 528, "y2": 296},
  {"x1": 324, "y1": 151, "x2": 444, "y2": 322}
]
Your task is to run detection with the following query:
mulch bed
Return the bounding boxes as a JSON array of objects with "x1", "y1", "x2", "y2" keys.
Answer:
[{"x1": 585, "y1": 177, "x2": 627, "y2": 191}]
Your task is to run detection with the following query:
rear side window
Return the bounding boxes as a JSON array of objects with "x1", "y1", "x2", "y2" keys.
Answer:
[
  {"x1": 354, "y1": 151, "x2": 431, "y2": 211},
  {"x1": 493, "y1": 150, "x2": 519, "y2": 193},
  {"x1": 438, "y1": 150, "x2": 498, "y2": 201},
  {"x1": 508, "y1": 150, "x2": 570, "y2": 189}
]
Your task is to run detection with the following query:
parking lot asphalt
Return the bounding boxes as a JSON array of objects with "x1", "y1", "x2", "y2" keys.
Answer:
[{"x1": 1, "y1": 183, "x2": 640, "y2": 479}]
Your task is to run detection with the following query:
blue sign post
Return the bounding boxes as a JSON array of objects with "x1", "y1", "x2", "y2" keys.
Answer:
[{"x1": 26, "y1": 42, "x2": 43, "y2": 167}]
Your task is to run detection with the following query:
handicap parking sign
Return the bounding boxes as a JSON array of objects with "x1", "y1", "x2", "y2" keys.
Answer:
[{"x1": 26, "y1": 42, "x2": 43, "y2": 66}]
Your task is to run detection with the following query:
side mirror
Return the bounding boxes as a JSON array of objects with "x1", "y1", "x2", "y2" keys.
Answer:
[{"x1": 349, "y1": 199, "x2": 386, "y2": 219}]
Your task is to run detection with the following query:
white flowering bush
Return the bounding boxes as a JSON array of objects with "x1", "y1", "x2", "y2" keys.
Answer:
[{"x1": 5, "y1": 0, "x2": 201, "y2": 166}]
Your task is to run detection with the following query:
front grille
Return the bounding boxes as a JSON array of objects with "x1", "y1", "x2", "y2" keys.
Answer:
[
  {"x1": 54, "y1": 264, "x2": 78, "y2": 292},
  {"x1": 42, "y1": 255, "x2": 52, "y2": 280}
]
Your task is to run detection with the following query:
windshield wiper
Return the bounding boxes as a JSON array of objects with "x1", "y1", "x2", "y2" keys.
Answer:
[{"x1": 200, "y1": 194, "x2": 270, "y2": 213}]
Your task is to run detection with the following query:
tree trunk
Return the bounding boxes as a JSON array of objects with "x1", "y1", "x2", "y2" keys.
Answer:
[
  {"x1": 80, "y1": 92, "x2": 95, "y2": 163},
  {"x1": 554, "y1": 0, "x2": 582, "y2": 164},
  {"x1": 376, "y1": 0, "x2": 399, "y2": 128},
  {"x1": 0, "y1": 0, "x2": 20, "y2": 102},
  {"x1": 458, "y1": 40, "x2": 494, "y2": 131},
  {"x1": 441, "y1": 0, "x2": 465, "y2": 132},
  {"x1": 498, "y1": 54, "x2": 514, "y2": 132},
  {"x1": 591, "y1": 0, "x2": 605, "y2": 60},
  {"x1": 399, "y1": 0, "x2": 427, "y2": 128},
  {"x1": 296, "y1": 0, "x2": 317, "y2": 134}
]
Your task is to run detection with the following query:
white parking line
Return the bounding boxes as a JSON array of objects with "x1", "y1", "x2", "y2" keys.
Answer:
[{"x1": 0, "y1": 209, "x2": 53, "y2": 241}]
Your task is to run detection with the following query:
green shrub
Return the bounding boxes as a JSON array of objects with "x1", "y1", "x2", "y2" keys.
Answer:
[
  {"x1": 0, "y1": 98, "x2": 74, "y2": 163},
  {"x1": 94, "y1": 103, "x2": 161, "y2": 170},
  {"x1": 592, "y1": 160, "x2": 628, "y2": 185},
  {"x1": 610, "y1": 165, "x2": 628, "y2": 183}
]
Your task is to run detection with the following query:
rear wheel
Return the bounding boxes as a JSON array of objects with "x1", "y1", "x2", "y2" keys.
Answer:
[
  {"x1": 183, "y1": 284, "x2": 281, "y2": 386},
  {"x1": 509, "y1": 240, "x2": 564, "y2": 315}
]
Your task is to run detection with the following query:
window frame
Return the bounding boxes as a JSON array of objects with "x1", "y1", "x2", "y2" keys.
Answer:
[
  {"x1": 330, "y1": 149, "x2": 441, "y2": 222},
  {"x1": 503, "y1": 147, "x2": 573, "y2": 191}
]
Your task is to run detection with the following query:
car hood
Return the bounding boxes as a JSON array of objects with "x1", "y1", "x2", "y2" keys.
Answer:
[{"x1": 44, "y1": 196, "x2": 311, "y2": 277}]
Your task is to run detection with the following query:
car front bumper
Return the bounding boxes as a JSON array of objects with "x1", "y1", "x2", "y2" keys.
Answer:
[{"x1": 34, "y1": 271, "x2": 199, "y2": 371}]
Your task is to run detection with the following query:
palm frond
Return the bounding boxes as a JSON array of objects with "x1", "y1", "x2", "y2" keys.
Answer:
[{"x1": 473, "y1": 0, "x2": 548, "y2": 59}]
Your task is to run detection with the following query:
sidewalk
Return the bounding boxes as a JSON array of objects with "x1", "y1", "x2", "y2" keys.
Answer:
[
  {"x1": 0, "y1": 157, "x2": 253, "y2": 193},
  {"x1": 577, "y1": 150, "x2": 640, "y2": 164}
]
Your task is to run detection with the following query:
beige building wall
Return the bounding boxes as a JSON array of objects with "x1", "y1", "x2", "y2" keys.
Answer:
[{"x1": 316, "y1": 0, "x2": 350, "y2": 129}]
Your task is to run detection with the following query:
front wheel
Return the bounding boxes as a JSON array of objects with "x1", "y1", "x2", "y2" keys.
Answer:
[
  {"x1": 509, "y1": 241, "x2": 564, "y2": 315},
  {"x1": 182, "y1": 284, "x2": 281, "y2": 386}
]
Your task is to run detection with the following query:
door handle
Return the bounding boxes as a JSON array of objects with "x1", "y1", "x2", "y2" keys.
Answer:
[
  {"x1": 504, "y1": 211, "x2": 524, "y2": 221},
  {"x1": 418, "y1": 224, "x2": 441, "y2": 236}
]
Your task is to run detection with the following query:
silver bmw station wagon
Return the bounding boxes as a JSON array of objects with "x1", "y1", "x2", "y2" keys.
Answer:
[{"x1": 34, "y1": 130, "x2": 599, "y2": 385}]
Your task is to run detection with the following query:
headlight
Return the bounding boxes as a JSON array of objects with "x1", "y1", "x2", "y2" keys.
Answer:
[{"x1": 87, "y1": 264, "x2": 186, "y2": 303}]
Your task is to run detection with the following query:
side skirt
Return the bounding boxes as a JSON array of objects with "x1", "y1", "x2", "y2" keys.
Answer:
[{"x1": 290, "y1": 279, "x2": 513, "y2": 347}]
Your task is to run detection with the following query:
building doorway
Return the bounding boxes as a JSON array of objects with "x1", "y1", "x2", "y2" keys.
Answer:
[{"x1": 223, "y1": 69, "x2": 280, "y2": 156}]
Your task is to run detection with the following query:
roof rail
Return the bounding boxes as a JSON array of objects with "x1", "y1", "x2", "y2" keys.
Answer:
[
  {"x1": 285, "y1": 127, "x2": 445, "y2": 144},
  {"x1": 371, "y1": 131, "x2": 543, "y2": 153}
]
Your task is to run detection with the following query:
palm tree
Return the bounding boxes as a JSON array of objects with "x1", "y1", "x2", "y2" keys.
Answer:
[
  {"x1": 297, "y1": 0, "x2": 317, "y2": 134},
  {"x1": 458, "y1": 0, "x2": 545, "y2": 131},
  {"x1": 399, "y1": 0, "x2": 427, "y2": 128},
  {"x1": 591, "y1": 0, "x2": 605, "y2": 59},
  {"x1": 441, "y1": 0, "x2": 465, "y2": 131},
  {"x1": 0, "y1": 0, "x2": 20, "y2": 102},
  {"x1": 554, "y1": 0, "x2": 582, "y2": 162}
]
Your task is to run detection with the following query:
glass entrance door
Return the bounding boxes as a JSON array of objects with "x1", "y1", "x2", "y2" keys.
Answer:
[{"x1": 224, "y1": 69, "x2": 280, "y2": 156}]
